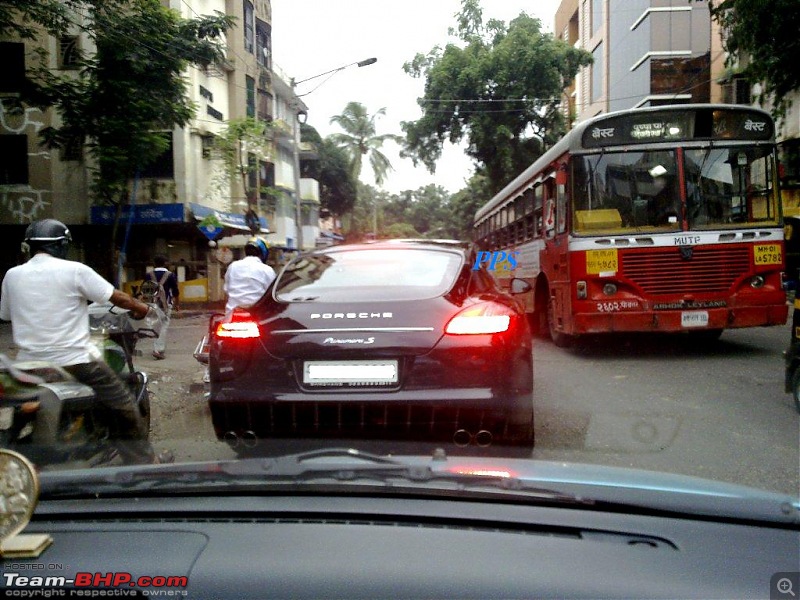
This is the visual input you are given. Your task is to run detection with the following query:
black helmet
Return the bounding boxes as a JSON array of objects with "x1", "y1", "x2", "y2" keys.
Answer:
[
  {"x1": 244, "y1": 237, "x2": 269, "y2": 263},
  {"x1": 23, "y1": 219, "x2": 72, "y2": 259}
]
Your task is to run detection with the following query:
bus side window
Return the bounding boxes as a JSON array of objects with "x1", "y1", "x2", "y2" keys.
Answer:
[
  {"x1": 534, "y1": 184, "x2": 543, "y2": 238},
  {"x1": 544, "y1": 176, "x2": 556, "y2": 238},
  {"x1": 524, "y1": 188, "x2": 536, "y2": 240},
  {"x1": 556, "y1": 163, "x2": 568, "y2": 233}
]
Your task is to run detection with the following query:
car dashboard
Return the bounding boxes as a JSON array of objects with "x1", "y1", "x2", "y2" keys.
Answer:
[{"x1": 3, "y1": 491, "x2": 798, "y2": 599}]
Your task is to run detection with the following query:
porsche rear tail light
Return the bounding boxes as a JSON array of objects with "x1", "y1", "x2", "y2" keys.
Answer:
[
  {"x1": 215, "y1": 311, "x2": 260, "y2": 339},
  {"x1": 445, "y1": 301, "x2": 514, "y2": 335}
]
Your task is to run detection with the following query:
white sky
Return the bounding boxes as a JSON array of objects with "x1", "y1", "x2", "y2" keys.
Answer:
[{"x1": 271, "y1": 0, "x2": 562, "y2": 194}]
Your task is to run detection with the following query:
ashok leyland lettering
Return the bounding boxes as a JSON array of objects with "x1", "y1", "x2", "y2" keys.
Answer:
[{"x1": 474, "y1": 104, "x2": 788, "y2": 346}]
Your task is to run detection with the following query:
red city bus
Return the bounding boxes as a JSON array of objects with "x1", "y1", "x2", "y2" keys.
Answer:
[{"x1": 473, "y1": 104, "x2": 788, "y2": 346}]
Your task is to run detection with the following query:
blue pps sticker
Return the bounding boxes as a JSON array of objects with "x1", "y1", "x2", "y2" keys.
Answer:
[{"x1": 472, "y1": 251, "x2": 519, "y2": 271}]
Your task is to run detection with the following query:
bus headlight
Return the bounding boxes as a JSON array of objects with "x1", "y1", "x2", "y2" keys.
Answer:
[
  {"x1": 750, "y1": 275, "x2": 765, "y2": 289},
  {"x1": 577, "y1": 281, "x2": 587, "y2": 299},
  {"x1": 603, "y1": 283, "x2": 618, "y2": 296}
]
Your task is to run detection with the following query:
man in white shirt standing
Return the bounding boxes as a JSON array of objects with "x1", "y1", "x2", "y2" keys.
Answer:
[
  {"x1": 0, "y1": 219, "x2": 162, "y2": 465},
  {"x1": 144, "y1": 255, "x2": 180, "y2": 360},
  {"x1": 223, "y1": 237, "x2": 277, "y2": 315}
]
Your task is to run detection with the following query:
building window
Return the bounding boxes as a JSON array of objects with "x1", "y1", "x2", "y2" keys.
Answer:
[
  {"x1": 257, "y1": 89, "x2": 273, "y2": 122},
  {"x1": 138, "y1": 132, "x2": 174, "y2": 178},
  {"x1": 301, "y1": 204, "x2": 318, "y2": 226},
  {"x1": 722, "y1": 75, "x2": 751, "y2": 105},
  {"x1": 0, "y1": 42, "x2": 25, "y2": 94},
  {"x1": 780, "y1": 140, "x2": 800, "y2": 190},
  {"x1": 259, "y1": 160, "x2": 275, "y2": 214},
  {"x1": 60, "y1": 135, "x2": 83, "y2": 162},
  {"x1": 58, "y1": 35, "x2": 80, "y2": 69},
  {"x1": 591, "y1": 0, "x2": 603, "y2": 36},
  {"x1": 256, "y1": 19, "x2": 271, "y2": 69},
  {"x1": 591, "y1": 42, "x2": 603, "y2": 103},
  {"x1": 246, "y1": 76, "x2": 256, "y2": 118},
  {"x1": 0, "y1": 135, "x2": 29, "y2": 185},
  {"x1": 651, "y1": 54, "x2": 710, "y2": 103},
  {"x1": 243, "y1": 0, "x2": 254, "y2": 54},
  {"x1": 247, "y1": 154, "x2": 257, "y2": 197}
]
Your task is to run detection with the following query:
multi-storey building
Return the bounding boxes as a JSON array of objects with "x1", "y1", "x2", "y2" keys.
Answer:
[
  {"x1": 269, "y1": 63, "x2": 320, "y2": 252},
  {"x1": 0, "y1": 0, "x2": 317, "y2": 302},
  {"x1": 0, "y1": 18, "x2": 96, "y2": 278},
  {"x1": 556, "y1": 0, "x2": 725, "y2": 123}
]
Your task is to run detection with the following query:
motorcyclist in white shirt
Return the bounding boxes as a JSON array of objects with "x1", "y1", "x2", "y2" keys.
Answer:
[
  {"x1": 223, "y1": 237, "x2": 277, "y2": 315},
  {"x1": 0, "y1": 219, "x2": 167, "y2": 465}
]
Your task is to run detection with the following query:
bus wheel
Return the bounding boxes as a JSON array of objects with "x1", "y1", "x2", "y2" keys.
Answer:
[
  {"x1": 547, "y1": 296, "x2": 573, "y2": 348},
  {"x1": 791, "y1": 368, "x2": 800, "y2": 414}
]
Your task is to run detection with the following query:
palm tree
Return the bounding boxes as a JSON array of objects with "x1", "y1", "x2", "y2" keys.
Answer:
[{"x1": 329, "y1": 102, "x2": 402, "y2": 185}]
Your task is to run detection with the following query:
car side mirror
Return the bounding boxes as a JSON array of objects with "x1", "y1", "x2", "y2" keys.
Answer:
[{"x1": 510, "y1": 278, "x2": 531, "y2": 295}]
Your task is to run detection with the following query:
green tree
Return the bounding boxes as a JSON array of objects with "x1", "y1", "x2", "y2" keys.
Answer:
[
  {"x1": 329, "y1": 101, "x2": 402, "y2": 185},
  {"x1": 0, "y1": 0, "x2": 76, "y2": 41},
  {"x1": 300, "y1": 125, "x2": 358, "y2": 219},
  {"x1": 211, "y1": 117, "x2": 275, "y2": 216},
  {"x1": 341, "y1": 183, "x2": 393, "y2": 239},
  {"x1": 35, "y1": 1, "x2": 232, "y2": 197},
  {"x1": 450, "y1": 174, "x2": 492, "y2": 239},
  {"x1": 384, "y1": 222, "x2": 421, "y2": 239},
  {"x1": 402, "y1": 0, "x2": 592, "y2": 195},
  {"x1": 701, "y1": 0, "x2": 800, "y2": 119},
  {"x1": 7, "y1": 0, "x2": 233, "y2": 261}
]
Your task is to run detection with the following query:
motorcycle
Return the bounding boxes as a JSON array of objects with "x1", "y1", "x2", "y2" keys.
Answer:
[
  {"x1": 0, "y1": 303, "x2": 164, "y2": 468},
  {"x1": 785, "y1": 295, "x2": 800, "y2": 414}
]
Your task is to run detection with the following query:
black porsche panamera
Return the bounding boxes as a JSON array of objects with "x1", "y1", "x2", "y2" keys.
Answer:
[{"x1": 207, "y1": 240, "x2": 534, "y2": 449}]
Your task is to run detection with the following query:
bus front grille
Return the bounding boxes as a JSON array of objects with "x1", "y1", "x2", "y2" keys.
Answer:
[{"x1": 621, "y1": 246, "x2": 750, "y2": 295}]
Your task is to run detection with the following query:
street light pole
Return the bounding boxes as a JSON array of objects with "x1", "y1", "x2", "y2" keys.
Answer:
[
  {"x1": 290, "y1": 57, "x2": 377, "y2": 251},
  {"x1": 292, "y1": 108, "x2": 304, "y2": 251}
]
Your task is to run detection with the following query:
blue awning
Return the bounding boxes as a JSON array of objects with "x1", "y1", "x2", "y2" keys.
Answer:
[{"x1": 189, "y1": 203, "x2": 268, "y2": 233}]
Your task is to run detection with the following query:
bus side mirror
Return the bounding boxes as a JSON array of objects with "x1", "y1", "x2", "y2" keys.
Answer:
[{"x1": 510, "y1": 278, "x2": 531, "y2": 295}]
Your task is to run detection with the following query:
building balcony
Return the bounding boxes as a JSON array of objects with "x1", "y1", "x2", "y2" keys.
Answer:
[{"x1": 300, "y1": 177, "x2": 319, "y2": 204}]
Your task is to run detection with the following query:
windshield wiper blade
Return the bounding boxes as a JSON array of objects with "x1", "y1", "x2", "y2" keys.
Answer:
[
  {"x1": 40, "y1": 448, "x2": 423, "y2": 496},
  {"x1": 40, "y1": 448, "x2": 586, "y2": 505}
]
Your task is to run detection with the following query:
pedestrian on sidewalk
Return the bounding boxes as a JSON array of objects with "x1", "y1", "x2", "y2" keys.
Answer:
[{"x1": 144, "y1": 255, "x2": 180, "y2": 360}]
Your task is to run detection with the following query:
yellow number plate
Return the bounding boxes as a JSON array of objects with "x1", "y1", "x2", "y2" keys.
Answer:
[
  {"x1": 753, "y1": 244, "x2": 782, "y2": 266},
  {"x1": 586, "y1": 249, "x2": 619, "y2": 274}
]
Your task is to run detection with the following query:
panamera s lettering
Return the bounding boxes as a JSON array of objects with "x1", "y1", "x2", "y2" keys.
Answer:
[
  {"x1": 310, "y1": 313, "x2": 393, "y2": 319},
  {"x1": 323, "y1": 337, "x2": 376, "y2": 345}
]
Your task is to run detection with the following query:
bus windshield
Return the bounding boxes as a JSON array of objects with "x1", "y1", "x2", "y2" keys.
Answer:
[
  {"x1": 573, "y1": 150, "x2": 682, "y2": 233},
  {"x1": 684, "y1": 146, "x2": 778, "y2": 229},
  {"x1": 572, "y1": 146, "x2": 779, "y2": 235}
]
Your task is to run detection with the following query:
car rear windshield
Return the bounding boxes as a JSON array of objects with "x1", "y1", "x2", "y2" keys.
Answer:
[{"x1": 275, "y1": 248, "x2": 463, "y2": 302}]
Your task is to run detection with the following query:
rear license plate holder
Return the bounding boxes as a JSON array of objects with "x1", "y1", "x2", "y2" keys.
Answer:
[
  {"x1": 303, "y1": 360, "x2": 399, "y2": 388},
  {"x1": 681, "y1": 311, "x2": 709, "y2": 328}
]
